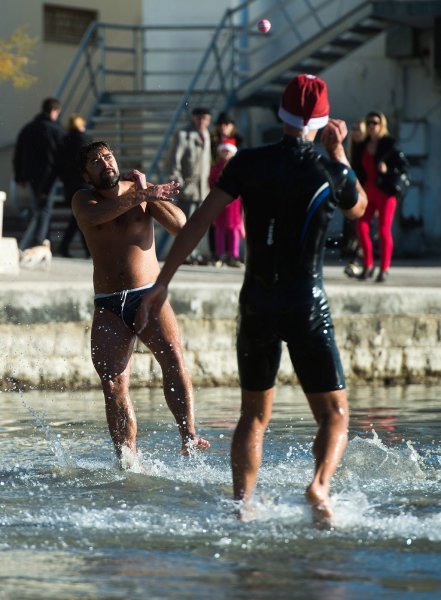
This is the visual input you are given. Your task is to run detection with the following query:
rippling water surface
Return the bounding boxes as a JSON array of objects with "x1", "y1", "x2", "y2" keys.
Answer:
[{"x1": 1, "y1": 384, "x2": 440, "y2": 599}]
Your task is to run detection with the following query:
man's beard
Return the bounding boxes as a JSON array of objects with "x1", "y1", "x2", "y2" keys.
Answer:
[{"x1": 95, "y1": 171, "x2": 120, "y2": 190}]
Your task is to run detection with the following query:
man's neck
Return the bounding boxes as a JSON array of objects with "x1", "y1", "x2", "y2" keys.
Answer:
[
  {"x1": 283, "y1": 123, "x2": 317, "y2": 142},
  {"x1": 93, "y1": 181, "x2": 126, "y2": 199}
]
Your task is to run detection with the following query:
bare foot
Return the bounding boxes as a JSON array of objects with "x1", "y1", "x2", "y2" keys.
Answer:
[
  {"x1": 119, "y1": 445, "x2": 149, "y2": 474},
  {"x1": 235, "y1": 502, "x2": 257, "y2": 522},
  {"x1": 181, "y1": 436, "x2": 210, "y2": 456},
  {"x1": 306, "y1": 484, "x2": 333, "y2": 529}
]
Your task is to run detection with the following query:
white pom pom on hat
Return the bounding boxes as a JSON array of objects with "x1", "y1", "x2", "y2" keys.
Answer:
[
  {"x1": 278, "y1": 74, "x2": 330, "y2": 133},
  {"x1": 217, "y1": 138, "x2": 238, "y2": 155}
]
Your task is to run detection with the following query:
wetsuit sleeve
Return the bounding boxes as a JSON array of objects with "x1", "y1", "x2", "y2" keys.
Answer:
[
  {"x1": 216, "y1": 153, "x2": 242, "y2": 199},
  {"x1": 330, "y1": 163, "x2": 359, "y2": 210}
]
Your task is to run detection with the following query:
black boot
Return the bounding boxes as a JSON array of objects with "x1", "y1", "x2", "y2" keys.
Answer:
[
  {"x1": 357, "y1": 266, "x2": 375, "y2": 280},
  {"x1": 376, "y1": 270, "x2": 389, "y2": 283}
]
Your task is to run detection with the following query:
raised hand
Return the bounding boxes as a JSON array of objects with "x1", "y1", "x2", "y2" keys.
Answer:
[
  {"x1": 321, "y1": 119, "x2": 348, "y2": 162},
  {"x1": 143, "y1": 180, "x2": 180, "y2": 202},
  {"x1": 122, "y1": 169, "x2": 147, "y2": 189},
  {"x1": 134, "y1": 282, "x2": 168, "y2": 335}
]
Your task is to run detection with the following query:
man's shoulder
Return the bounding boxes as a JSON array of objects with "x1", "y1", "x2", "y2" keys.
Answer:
[
  {"x1": 318, "y1": 155, "x2": 356, "y2": 191},
  {"x1": 177, "y1": 126, "x2": 196, "y2": 138},
  {"x1": 72, "y1": 187, "x2": 95, "y2": 205}
]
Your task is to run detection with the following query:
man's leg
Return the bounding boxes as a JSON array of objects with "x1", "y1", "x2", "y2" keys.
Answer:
[
  {"x1": 91, "y1": 307, "x2": 137, "y2": 458},
  {"x1": 33, "y1": 188, "x2": 56, "y2": 246},
  {"x1": 305, "y1": 389, "x2": 349, "y2": 519},
  {"x1": 231, "y1": 387, "x2": 274, "y2": 502},
  {"x1": 137, "y1": 299, "x2": 209, "y2": 454}
]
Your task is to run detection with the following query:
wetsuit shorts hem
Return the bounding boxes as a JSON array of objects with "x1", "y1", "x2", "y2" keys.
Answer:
[{"x1": 237, "y1": 307, "x2": 346, "y2": 394}]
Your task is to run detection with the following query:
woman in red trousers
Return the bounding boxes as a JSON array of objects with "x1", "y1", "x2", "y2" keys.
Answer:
[{"x1": 351, "y1": 111, "x2": 401, "y2": 283}]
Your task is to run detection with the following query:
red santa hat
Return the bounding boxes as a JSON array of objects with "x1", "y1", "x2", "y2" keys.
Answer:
[
  {"x1": 217, "y1": 137, "x2": 238, "y2": 155},
  {"x1": 278, "y1": 74, "x2": 329, "y2": 132}
]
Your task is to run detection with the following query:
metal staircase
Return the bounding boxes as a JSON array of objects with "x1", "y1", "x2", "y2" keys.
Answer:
[
  {"x1": 41, "y1": 0, "x2": 441, "y2": 255},
  {"x1": 55, "y1": 0, "x2": 441, "y2": 180}
]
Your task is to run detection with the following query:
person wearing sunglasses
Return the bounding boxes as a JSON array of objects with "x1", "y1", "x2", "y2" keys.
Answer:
[
  {"x1": 342, "y1": 118, "x2": 366, "y2": 278},
  {"x1": 351, "y1": 111, "x2": 402, "y2": 282}
]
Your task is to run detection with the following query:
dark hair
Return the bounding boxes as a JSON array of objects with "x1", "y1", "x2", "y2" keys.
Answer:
[
  {"x1": 41, "y1": 97, "x2": 61, "y2": 114},
  {"x1": 192, "y1": 107, "x2": 211, "y2": 116},
  {"x1": 216, "y1": 112, "x2": 234, "y2": 125},
  {"x1": 78, "y1": 141, "x2": 113, "y2": 172}
]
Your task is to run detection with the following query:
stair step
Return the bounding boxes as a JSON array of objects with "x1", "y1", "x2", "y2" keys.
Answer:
[
  {"x1": 91, "y1": 113, "x2": 177, "y2": 123},
  {"x1": 351, "y1": 23, "x2": 387, "y2": 35},
  {"x1": 90, "y1": 127, "x2": 167, "y2": 138}
]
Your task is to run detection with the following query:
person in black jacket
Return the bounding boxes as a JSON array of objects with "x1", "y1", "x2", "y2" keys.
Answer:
[
  {"x1": 57, "y1": 114, "x2": 92, "y2": 257},
  {"x1": 13, "y1": 97, "x2": 64, "y2": 250},
  {"x1": 351, "y1": 111, "x2": 406, "y2": 283}
]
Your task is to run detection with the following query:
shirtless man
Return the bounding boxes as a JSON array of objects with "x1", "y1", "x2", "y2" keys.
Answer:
[
  {"x1": 72, "y1": 141, "x2": 209, "y2": 464},
  {"x1": 135, "y1": 75, "x2": 367, "y2": 523}
]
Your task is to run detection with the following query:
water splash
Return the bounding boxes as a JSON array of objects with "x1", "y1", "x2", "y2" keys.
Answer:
[{"x1": 21, "y1": 396, "x2": 73, "y2": 468}]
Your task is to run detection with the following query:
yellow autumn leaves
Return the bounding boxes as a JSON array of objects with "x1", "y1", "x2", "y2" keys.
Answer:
[{"x1": 0, "y1": 26, "x2": 36, "y2": 88}]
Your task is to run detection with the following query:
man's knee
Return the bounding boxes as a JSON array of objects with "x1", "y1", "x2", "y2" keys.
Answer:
[{"x1": 100, "y1": 371, "x2": 130, "y2": 394}]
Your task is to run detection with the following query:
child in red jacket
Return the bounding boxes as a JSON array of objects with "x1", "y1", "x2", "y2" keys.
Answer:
[{"x1": 209, "y1": 140, "x2": 245, "y2": 267}]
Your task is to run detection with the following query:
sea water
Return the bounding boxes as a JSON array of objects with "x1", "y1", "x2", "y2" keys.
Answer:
[{"x1": 0, "y1": 384, "x2": 440, "y2": 599}]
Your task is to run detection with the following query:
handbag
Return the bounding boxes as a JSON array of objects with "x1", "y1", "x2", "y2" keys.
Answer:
[{"x1": 376, "y1": 149, "x2": 411, "y2": 198}]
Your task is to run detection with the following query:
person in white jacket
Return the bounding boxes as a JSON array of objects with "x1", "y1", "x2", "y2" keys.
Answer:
[{"x1": 168, "y1": 107, "x2": 212, "y2": 263}]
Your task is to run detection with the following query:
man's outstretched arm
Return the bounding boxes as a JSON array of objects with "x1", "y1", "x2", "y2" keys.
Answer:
[
  {"x1": 134, "y1": 187, "x2": 233, "y2": 334},
  {"x1": 72, "y1": 180, "x2": 180, "y2": 229}
]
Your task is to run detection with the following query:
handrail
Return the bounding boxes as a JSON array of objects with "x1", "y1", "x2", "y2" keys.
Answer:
[
  {"x1": 148, "y1": 8, "x2": 238, "y2": 180},
  {"x1": 54, "y1": 0, "x2": 375, "y2": 178},
  {"x1": 54, "y1": 21, "x2": 229, "y2": 125},
  {"x1": 147, "y1": 0, "x2": 372, "y2": 180}
]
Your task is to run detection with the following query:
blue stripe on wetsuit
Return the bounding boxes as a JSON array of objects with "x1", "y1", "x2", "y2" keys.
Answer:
[{"x1": 299, "y1": 183, "x2": 331, "y2": 245}]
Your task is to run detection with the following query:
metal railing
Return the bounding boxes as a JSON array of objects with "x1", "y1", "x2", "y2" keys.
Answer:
[
  {"x1": 147, "y1": 0, "x2": 375, "y2": 180},
  {"x1": 54, "y1": 21, "x2": 223, "y2": 124},
  {"x1": 54, "y1": 1, "x2": 378, "y2": 167}
]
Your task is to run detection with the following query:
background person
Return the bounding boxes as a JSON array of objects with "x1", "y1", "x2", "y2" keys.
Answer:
[
  {"x1": 57, "y1": 114, "x2": 92, "y2": 258},
  {"x1": 211, "y1": 112, "x2": 243, "y2": 161},
  {"x1": 209, "y1": 139, "x2": 244, "y2": 267},
  {"x1": 342, "y1": 118, "x2": 366, "y2": 278},
  {"x1": 72, "y1": 141, "x2": 209, "y2": 465},
  {"x1": 136, "y1": 75, "x2": 367, "y2": 523},
  {"x1": 13, "y1": 97, "x2": 64, "y2": 251},
  {"x1": 167, "y1": 107, "x2": 212, "y2": 264},
  {"x1": 351, "y1": 111, "x2": 401, "y2": 283}
]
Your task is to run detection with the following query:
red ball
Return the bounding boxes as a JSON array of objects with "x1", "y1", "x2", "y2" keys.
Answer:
[{"x1": 258, "y1": 19, "x2": 271, "y2": 34}]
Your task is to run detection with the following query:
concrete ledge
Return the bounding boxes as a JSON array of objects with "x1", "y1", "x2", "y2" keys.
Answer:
[
  {"x1": 0, "y1": 238, "x2": 19, "y2": 276},
  {"x1": 1, "y1": 309, "x2": 441, "y2": 390},
  {"x1": 1, "y1": 263, "x2": 441, "y2": 390}
]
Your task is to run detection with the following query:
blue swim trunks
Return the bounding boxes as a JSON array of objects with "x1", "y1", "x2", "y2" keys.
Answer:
[{"x1": 94, "y1": 283, "x2": 154, "y2": 332}]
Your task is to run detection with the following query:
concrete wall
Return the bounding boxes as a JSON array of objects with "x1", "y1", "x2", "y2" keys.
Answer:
[{"x1": 1, "y1": 282, "x2": 441, "y2": 391}]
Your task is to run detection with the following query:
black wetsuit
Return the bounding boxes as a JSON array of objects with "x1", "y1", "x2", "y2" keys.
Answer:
[{"x1": 217, "y1": 135, "x2": 359, "y2": 393}]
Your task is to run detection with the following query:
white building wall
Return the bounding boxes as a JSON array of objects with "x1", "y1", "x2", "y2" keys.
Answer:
[
  {"x1": 0, "y1": 0, "x2": 144, "y2": 194},
  {"x1": 141, "y1": 0, "x2": 239, "y2": 90}
]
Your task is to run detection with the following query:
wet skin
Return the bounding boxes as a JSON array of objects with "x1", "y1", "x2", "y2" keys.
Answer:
[{"x1": 72, "y1": 148, "x2": 210, "y2": 460}]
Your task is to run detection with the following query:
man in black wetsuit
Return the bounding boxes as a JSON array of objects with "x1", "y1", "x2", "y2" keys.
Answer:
[{"x1": 136, "y1": 74, "x2": 367, "y2": 522}]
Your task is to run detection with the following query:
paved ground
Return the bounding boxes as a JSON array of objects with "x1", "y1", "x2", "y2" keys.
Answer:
[{"x1": 1, "y1": 255, "x2": 440, "y2": 289}]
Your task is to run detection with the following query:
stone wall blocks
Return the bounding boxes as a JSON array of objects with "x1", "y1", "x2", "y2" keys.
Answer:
[
  {"x1": 403, "y1": 347, "x2": 428, "y2": 379},
  {"x1": 352, "y1": 347, "x2": 374, "y2": 378},
  {"x1": 427, "y1": 348, "x2": 441, "y2": 375},
  {"x1": 412, "y1": 317, "x2": 439, "y2": 345},
  {"x1": 385, "y1": 348, "x2": 404, "y2": 377}
]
